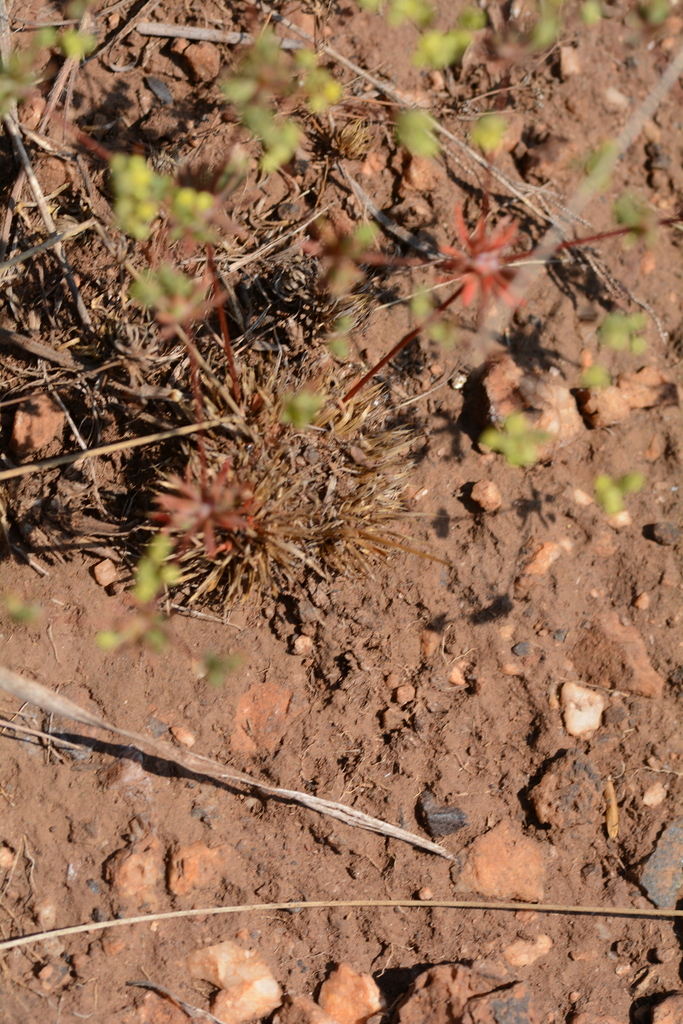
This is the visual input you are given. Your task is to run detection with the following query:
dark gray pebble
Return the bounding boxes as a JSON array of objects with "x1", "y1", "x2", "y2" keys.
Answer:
[
  {"x1": 512, "y1": 641, "x2": 531, "y2": 657},
  {"x1": 650, "y1": 522, "x2": 680, "y2": 546},
  {"x1": 418, "y1": 789, "x2": 467, "y2": 838}
]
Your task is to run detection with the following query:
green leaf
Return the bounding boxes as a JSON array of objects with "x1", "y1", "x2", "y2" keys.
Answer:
[
  {"x1": 480, "y1": 412, "x2": 548, "y2": 467},
  {"x1": 203, "y1": 651, "x2": 244, "y2": 687},
  {"x1": 579, "y1": 364, "x2": 612, "y2": 388},
  {"x1": 412, "y1": 29, "x2": 473, "y2": 68},
  {"x1": 598, "y1": 311, "x2": 647, "y2": 353},
  {"x1": 57, "y1": 28, "x2": 97, "y2": 60},
  {"x1": 584, "y1": 139, "x2": 619, "y2": 192},
  {"x1": 458, "y1": 7, "x2": 487, "y2": 29},
  {"x1": 4, "y1": 594, "x2": 42, "y2": 623},
  {"x1": 281, "y1": 389, "x2": 324, "y2": 427},
  {"x1": 388, "y1": 0, "x2": 434, "y2": 27},
  {"x1": 96, "y1": 630, "x2": 124, "y2": 651},
  {"x1": 396, "y1": 109, "x2": 439, "y2": 158},
  {"x1": 471, "y1": 113, "x2": 507, "y2": 154},
  {"x1": 581, "y1": 0, "x2": 602, "y2": 24}
]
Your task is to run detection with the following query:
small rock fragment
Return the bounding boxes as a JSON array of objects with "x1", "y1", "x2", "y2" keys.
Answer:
[
  {"x1": 170, "y1": 724, "x2": 196, "y2": 748},
  {"x1": 231, "y1": 681, "x2": 292, "y2": 755},
  {"x1": 11, "y1": 394, "x2": 65, "y2": 457},
  {"x1": 0, "y1": 845, "x2": 15, "y2": 869},
  {"x1": 650, "y1": 522, "x2": 680, "y2": 547},
  {"x1": 456, "y1": 820, "x2": 545, "y2": 902},
  {"x1": 183, "y1": 41, "x2": 221, "y2": 82},
  {"x1": 641, "y1": 819, "x2": 683, "y2": 907},
  {"x1": 471, "y1": 480, "x2": 502, "y2": 512},
  {"x1": 512, "y1": 641, "x2": 531, "y2": 657},
  {"x1": 572, "y1": 488, "x2": 593, "y2": 507},
  {"x1": 292, "y1": 634, "x2": 314, "y2": 656},
  {"x1": 418, "y1": 886, "x2": 434, "y2": 900},
  {"x1": 522, "y1": 542, "x2": 562, "y2": 576},
  {"x1": 188, "y1": 941, "x2": 282, "y2": 1024},
  {"x1": 420, "y1": 629, "x2": 440, "y2": 660},
  {"x1": 571, "y1": 611, "x2": 664, "y2": 698},
  {"x1": 560, "y1": 681, "x2": 605, "y2": 737},
  {"x1": 37, "y1": 961, "x2": 70, "y2": 992},
  {"x1": 94, "y1": 558, "x2": 117, "y2": 587},
  {"x1": 318, "y1": 962, "x2": 384, "y2": 1024},
  {"x1": 530, "y1": 752, "x2": 602, "y2": 830},
  {"x1": 138, "y1": 990, "x2": 189, "y2": 1024},
  {"x1": 418, "y1": 789, "x2": 468, "y2": 838},
  {"x1": 570, "y1": 1013, "x2": 622, "y2": 1024},
  {"x1": 651, "y1": 992, "x2": 683, "y2": 1024},
  {"x1": 560, "y1": 45, "x2": 581, "y2": 77},
  {"x1": 105, "y1": 834, "x2": 163, "y2": 907},
  {"x1": 394, "y1": 964, "x2": 482, "y2": 1024},
  {"x1": 401, "y1": 155, "x2": 442, "y2": 192},
  {"x1": 643, "y1": 781, "x2": 667, "y2": 808},
  {"x1": 617, "y1": 367, "x2": 679, "y2": 410},
  {"x1": 448, "y1": 664, "x2": 467, "y2": 687},
  {"x1": 503, "y1": 933, "x2": 553, "y2": 967},
  {"x1": 604, "y1": 86, "x2": 630, "y2": 110},
  {"x1": 167, "y1": 842, "x2": 223, "y2": 896},
  {"x1": 274, "y1": 995, "x2": 339, "y2": 1024},
  {"x1": 394, "y1": 684, "x2": 415, "y2": 706},
  {"x1": 633, "y1": 593, "x2": 650, "y2": 610},
  {"x1": 576, "y1": 386, "x2": 631, "y2": 428}
]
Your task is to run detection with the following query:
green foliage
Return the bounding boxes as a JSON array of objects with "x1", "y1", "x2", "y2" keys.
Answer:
[
  {"x1": 471, "y1": 113, "x2": 507, "y2": 154},
  {"x1": 281, "y1": 389, "x2": 324, "y2": 427},
  {"x1": 296, "y1": 52, "x2": 344, "y2": 113},
  {"x1": 458, "y1": 7, "x2": 487, "y2": 30},
  {"x1": 530, "y1": 0, "x2": 562, "y2": 48},
  {"x1": 579, "y1": 364, "x2": 612, "y2": 388},
  {"x1": 613, "y1": 192, "x2": 657, "y2": 248},
  {"x1": 110, "y1": 153, "x2": 169, "y2": 241},
  {"x1": 584, "y1": 139, "x2": 619, "y2": 191},
  {"x1": 242, "y1": 106, "x2": 300, "y2": 173},
  {"x1": 134, "y1": 534, "x2": 181, "y2": 605},
  {"x1": 480, "y1": 412, "x2": 549, "y2": 467},
  {"x1": 595, "y1": 472, "x2": 645, "y2": 514},
  {"x1": 203, "y1": 651, "x2": 244, "y2": 687},
  {"x1": 637, "y1": 0, "x2": 670, "y2": 23},
  {"x1": 427, "y1": 318, "x2": 457, "y2": 347},
  {"x1": 4, "y1": 594, "x2": 42, "y2": 624},
  {"x1": 169, "y1": 186, "x2": 217, "y2": 243},
  {"x1": 581, "y1": 0, "x2": 602, "y2": 24},
  {"x1": 131, "y1": 265, "x2": 207, "y2": 328},
  {"x1": 0, "y1": 35, "x2": 54, "y2": 117},
  {"x1": 58, "y1": 28, "x2": 97, "y2": 60},
  {"x1": 387, "y1": 0, "x2": 434, "y2": 28},
  {"x1": 410, "y1": 288, "x2": 434, "y2": 320},
  {"x1": 598, "y1": 312, "x2": 647, "y2": 354},
  {"x1": 396, "y1": 109, "x2": 439, "y2": 158},
  {"x1": 412, "y1": 29, "x2": 473, "y2": 68}
]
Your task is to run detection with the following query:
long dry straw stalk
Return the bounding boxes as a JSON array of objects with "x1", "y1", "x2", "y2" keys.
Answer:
[{"x1": 0, "y1": 665, "x2": 452, "y2": 861}]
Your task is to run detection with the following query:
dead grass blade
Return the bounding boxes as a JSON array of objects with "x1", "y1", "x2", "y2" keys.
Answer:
[
  {"x1": 0, "y1": 665, "x2": 453, "y2": 861},
  {"x1": 127, "y1": 981, "x2": 226, "y2": 1023},
  {"x1": 2, "y1": 897, "x2": 683, "y2": 955}
]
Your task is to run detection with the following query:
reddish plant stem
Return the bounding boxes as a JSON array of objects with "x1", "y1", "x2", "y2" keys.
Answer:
[
  {"x1": 343, "y1": 283, "x2": 465, "y2": 403},
  {"x1": 207, "y1": 245, "x2": 241, "y2": 405},
  {"x1": 182, "y1": 328, "x2": 209, "y2": 488}
]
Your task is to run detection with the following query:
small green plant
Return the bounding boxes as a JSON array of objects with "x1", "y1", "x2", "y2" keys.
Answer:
[
  {"x1": 96, "y1": 535, "x2": 181, "y2": 652},
  {"x1": 3, "y1": 594, "x2": 42, "y2": 624},
  {"x1": 598, "y1": 312, "x2": 648, "y2": 355},
  {"x1": 202, "y1": 652, "x2": 244, "y2": 687},
  {"x1": 480, "y1": 413, "x2": 550, "y2": 467},
  {"x1": 594, "y1": 472, "x2": 646, "y2": 515}
]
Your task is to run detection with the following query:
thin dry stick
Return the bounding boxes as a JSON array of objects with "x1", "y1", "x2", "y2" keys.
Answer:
[
  {"x1": 0, "y1": 666, "x2": 454, "y2": 862},
  {"x1": 0, "y1": 218, "x2": 97, "y2": 277},
  {"x1": 2, "y1": 116, "x2": 92, "y2": 327},
  {"x1": 2, "y1": 896, "x2": 683, "y2": 955},
  {"x1": 136, "y1": 22, "x2": 302, "y2": 49},
  {"x1": 0, "y1": 416, "x2": 233, "y2": 483},
  {"x1": 0, "y1": 325, "x2": 80, "y2": 368}
]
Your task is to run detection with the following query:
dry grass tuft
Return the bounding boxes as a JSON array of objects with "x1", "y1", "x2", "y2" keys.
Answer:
[{"x1": 154, "y1": 365, "x2": 416, "y2": 606}]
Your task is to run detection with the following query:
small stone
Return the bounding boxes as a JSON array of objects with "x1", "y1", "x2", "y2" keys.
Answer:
[
  {"x1": 418, "y1": 789, "x2": 468, "y2": 838},
  {"x1": 522, "y1": 542, "x2": 563, "y2": 576},
  {"x1": 418, "y1": 886, "x2": 434, "y2": 900},
  {"x1": 643, "y1": 781, "x2": 667, "y2": 808},
  {"x1": 576, "y1": 386, "x2": 631, "y2": 428},
  {"x1": 604, "y1": 86, "x2": 630, "y2": 110},
  {"x1": 572, "y1": 488, "x2": 593, "y2": 506},
  {"x1": 401, "y1": 155, "x2": 443, "y2": 192},
  {"x1": 105, "y1": 834, "x2": 164, "y2": 908},
  {"x1": 503, "y1": 934, "x2": 553, "y2": 967},
  {"x1": 93, "y1": 559, "x2": 117, "y2": 586},
  {"x1": 503, "y1": 662, "x2": 523, "y2": 676},
  {"x1": 456, "y1": 820, "x2": 545, "y2": 902},
  {"x1": 318, "y1": 962, "x2": 385, "y2": 1024},
  {"x1": 102, "y1": 935, "x2": 126, "y2": 956},
  {"x1": 394, "y1": 684, "x2": 416, "y2": 706},
  {"x1": 0, "y1": 845, "x2": 15, "y2": 869},
  {"x1": 471, "y1": 480, "x2": 502, "y2": 512},
  {"x1": 188, "y1": 941, "x2": 282, "y2": 1024},
  {"x1": 617, "y1": 367, "x2": 678, "y2": 410},
  {"x1": 530, "y1": 753, "x2": 602, "y2": 830},
  {"x1": 138, "y1": 990, "x2": 189, "y2": 1024},
  {"x1": 38, "y1": 961, "x2": 70, "y2": 992},
  {"x1": 183, "y1": 41, "x2": 221, "y2": 82},
  {"x1": 553, "y1": 629, "x2": 568, "y2": 642},
  {"x1": 560, "y1": 45, "x2": 581, "y2": 77},
  {"x1": 606, "y1": 510, "x2": 632, "y2": 531},
  {"x1": 644, "y1": 434, "x2": 665, "y2": 462},
  {"x1": 591, "y1": 531, "x2": 618, "y2": 557},
  {"x1": 292, "y1": 634, "x2": 314, "y2": 656},
  {"x1": 633, "y1": 593, "x2": 650, "y2": 610},
  {"x1": 512, "y1": 641, "x2": 531, "y2": 657},
  {"x1": 421, "y1": 629, "x2": 440, "y2": 660},
  {"x1": 572, "y1": 611, "x2": 665, "y2": 698},
  {"x1": 11, "y1": 394, "x2": 65, "y2": 457},
  {"x1": 641, "y1": 819, "x2": 683, "y2": 907},
  {"x1": 231, "y1": 681, "x2": 292, "y2": 755},
  {"x1": 651, "y1": 992, "x2": 683, "y2": 1024},
  {"x1": 170, "y1": 725, "x2": 196, "y2": 748},
  {"x1": 167, "y1": 842, "x2": 223, "y2": 896},
  {"x1": 561, "y1": 681, "x2": 605, "y2": 737},
  {"x1": 650, "y1": 523, "x2": 680, "y2": 547},
  {"x1": 448, "y1": 664, "x2": 467, "y2": 687}
]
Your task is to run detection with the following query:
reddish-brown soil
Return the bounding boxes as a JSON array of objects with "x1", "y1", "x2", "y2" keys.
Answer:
[{"x1": 0, "y1": 1, "x2": 682, "y2": 1023}]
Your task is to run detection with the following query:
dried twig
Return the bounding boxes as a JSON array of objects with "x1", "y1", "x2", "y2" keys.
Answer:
[
  {"x1": 0, "y1": 666, "x2": 454, "y2": 861},
  {"x1": 1, "y1": 896, "x2": 682, "y2": 955},
  {"x1": 136, "y1": 22, "x2": 303, "y2": 48},
  {"x1": 127, "y1": 981, "x2": 225, "y2": 1023},
  {"x1": 0, "y1": 325, "x2": 80, "y2": 369}
]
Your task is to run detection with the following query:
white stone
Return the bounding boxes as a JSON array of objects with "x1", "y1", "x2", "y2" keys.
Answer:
[
  {"x1": 560, "y1": 681, "x2": 605, "y2": 737},
  {"x1": 188, "y1": 941, "x2": 282, "y2": 1024}
]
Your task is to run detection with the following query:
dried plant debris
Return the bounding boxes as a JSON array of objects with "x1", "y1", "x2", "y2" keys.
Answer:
[{"x1": 154, "y1": 366, "x2": 417, "y2": 606}]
